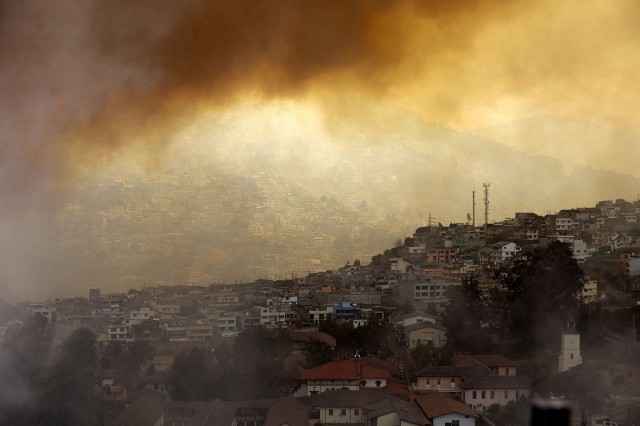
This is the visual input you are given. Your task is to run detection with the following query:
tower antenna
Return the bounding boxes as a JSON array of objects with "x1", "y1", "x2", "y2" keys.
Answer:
[
  {"x1": 472, "y1": 190, "x2": 476, "y2": 228},
  {"x1": 483, "y1": 183, "x2": 490, "y2": 233}
]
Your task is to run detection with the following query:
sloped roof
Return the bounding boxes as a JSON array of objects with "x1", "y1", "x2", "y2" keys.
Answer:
[
  {"x1": 390, "y1": 311, "x2": 440, "y2": 324},
  {"x1": 459, "y1": 374, "x2": 533, "y2": 390},
  {"x1": 451, "y1": 354, "x2": 518, "y2": 369},
  {"x1": 404, "y1": 322, "x2": 447, "y2": 333},
  {"x1": 301, "y1": 389, "x2": 389, "y2": 408},
  {"x1": 300, "y1": 360, "x2": 391, "y2": 380},
  {"x1": 188, "y1": 399, "x2": 279, "y2": 426},
  {"x1": 188, "y1": 399, "x2": 236, "y2": 426},
  {"x1": 367, "y1": 395, "x2": 427, "y2": 425},
  {"x1": 264, "y1": 396, "x2": 310, "y2": 426},
  {"x1": 416, "y1": 366, "x2": 468, "y2": 378},
  {"x1": 110, "y1": 389, "x2": 166, "y2": 426},
  {"x1": 414, "y1": 392, "x2": 478, "y2": 419},
  {"x1": 386, "y1": 380, "x2": 410, "y2": 397}
]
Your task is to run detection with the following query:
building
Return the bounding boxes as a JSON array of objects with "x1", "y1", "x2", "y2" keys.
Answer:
[
  {"x1": 298, "y1": 360, "x2": 392, "y2": 396},
  {"x1": 414, "y1": 391, "x2": 478, "y2": 426},
  {"x1": 404, "y1": 322, "x2": 448, "y2": 349},
  {"x1": 559, "y1": 318, "x2": 582, "y2": 373},
  {"x1": 415, "y1": 355, "x2": 532, "y2": 413}
]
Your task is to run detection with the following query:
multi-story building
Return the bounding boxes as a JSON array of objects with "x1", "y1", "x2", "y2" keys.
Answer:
[
  {"x1": 426, "y1": 248, "x2": 458, "y2": 265},
  {"x1": 579, "y1": 280, "x2": 598, "y2": 303}
]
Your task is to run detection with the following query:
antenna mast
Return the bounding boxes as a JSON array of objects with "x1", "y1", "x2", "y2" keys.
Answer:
[
  {"x1": 483, "y1": 183, "x2": 490, "y2": 233},
  {"x1": 472, "y1": 190, "x2": 476, "y2": 228}
]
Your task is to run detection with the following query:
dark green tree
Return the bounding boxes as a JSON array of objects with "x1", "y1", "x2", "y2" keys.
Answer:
[
  {"x1": 443, "y1": 275, "x2": 491, "y2": 353},
  {"x1": 35, "y1": 327, "x2": 98, "y2": 425},
  {"x1": 0, "y1": 315, "x2": 52, "y2": 425},
  {"x1": 170, "y1": 347, "x2": 220, "y2": 400},
  {"x1": 508, "y1": 241, "x2": 584, "y2": 351},
  {"x1": 303, "y1": 339, "x2": 336, "y2": 368},
  {"x1": 226, "y1": 326, "x2": 292, "y2": 400}
]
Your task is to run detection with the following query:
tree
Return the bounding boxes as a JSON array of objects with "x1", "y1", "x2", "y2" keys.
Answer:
[
  {"x1": 170, "y1": 347, "x2": 221, "y2": 400},
  {"x1": 0, "y1": 315, "x2": 52, "y2": 425},
  {"x1": 303, "y1": 339, "x2": 336, "y2": 368},
  {"x1": 226, "y1": 326, "x2": 292, "y2": 400},
  {"x1": 443, "y1": 276, "x2": 491, "y2": 353},
  {"x1": 35, "y1": 327, "x2": 98, "y2": 425},
  {"x1": 507, "y1": 241, "x2": 584, "y2": 351}
]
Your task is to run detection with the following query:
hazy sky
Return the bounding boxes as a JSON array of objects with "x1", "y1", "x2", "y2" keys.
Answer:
[{"x1": 2, "y1": 0, "x2": 640, "y2": 300}]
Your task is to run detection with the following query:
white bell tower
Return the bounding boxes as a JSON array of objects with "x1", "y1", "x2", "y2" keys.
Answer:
[{"x1": 559, "y1": 317, "x2": 582, "y2": 373}]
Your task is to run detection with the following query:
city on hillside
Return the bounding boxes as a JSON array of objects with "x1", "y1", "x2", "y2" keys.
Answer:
[{"x1": 3, "y1": 198, "x2": 640, "y2": 425}]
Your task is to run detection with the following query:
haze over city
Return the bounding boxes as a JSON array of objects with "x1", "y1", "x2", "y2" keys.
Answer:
[{"x1": 2, "y1": 0, "x2": 640, "y2": 301}]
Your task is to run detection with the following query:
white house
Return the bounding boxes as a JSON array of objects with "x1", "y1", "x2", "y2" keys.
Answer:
[
  {"x1": 415, "y1": 391, "x2": 479, "y2": 426},
  {"x1": 489, "y1": 242, "x2": 521, "y2": 265}
]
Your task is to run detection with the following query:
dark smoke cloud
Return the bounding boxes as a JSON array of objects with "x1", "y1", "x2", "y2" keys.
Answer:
[
  {"x1": 75, "y1": 0, "x2": 507, "y2": 150},
  {"x1": 3, "y1": 0, "x2": 638, "y2": 300},
  {"x1": 0, "y1": 0, "x2": 505, "y2": 300}
]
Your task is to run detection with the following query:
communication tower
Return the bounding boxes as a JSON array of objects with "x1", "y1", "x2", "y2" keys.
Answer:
[{"x1": 483, "y1": 183, "x2": 490, "y2": 232}]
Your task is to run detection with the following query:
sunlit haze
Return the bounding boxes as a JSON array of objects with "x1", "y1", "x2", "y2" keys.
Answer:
[{"x1": 2, "y1": 0, "x2": 640, "y2": 300}]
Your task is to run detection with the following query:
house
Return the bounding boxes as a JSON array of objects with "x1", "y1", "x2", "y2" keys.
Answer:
[
  {"x1": 391, "y1": 311, "x2": 439, "y2": 329},
  {"x1": 416, "y1": 355, "x2": 532, "y2": 413},
  {"x1": 489, "y1": 241, "x2": 521, "y2": 265},
  {"x1": 264, "y1": 396, "x2": 311, "y2": 426},
  {"x1": 366, "y1": 394, "x2": 427, "y2": 426},
  {"x1": 308, "y1": 306, "x2": 334, "y2": 324},
  {"x1": 144, "y1": 369, "x2": 172, "y2": 396},
  {"x1": 414, "y1": 366, "x2": 467, "y2": 394},
  {"x1": 579, "y1": 279, "x2": 598, "y2": 303},
  {"x1": 451, "y1": 355, "x2": 518, "y2": 376},
  {"x1": 299, "y1": 360, "x2": 392, "y2": 395},
  {"x1": 110, "y1": 389, "x2": 166, "y2": 426},
  {"x1": 300, "y1": 389, "x2": 424, "y2": 426},
  {"x1": 414, "y1": 391, "x2": 479, "y2": 426},
  {"x1": 426, "y1": 248, "x2": 458, "y2": 265},
  {"x1": 404, "y1": 322, "x2": 448, "y2": 349},
  {"x1": 460, "y1": 374, "x2": 532, "y2": 412}
]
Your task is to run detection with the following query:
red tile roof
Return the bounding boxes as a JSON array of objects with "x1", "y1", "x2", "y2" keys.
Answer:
[
  {"x1": 414, "y1": 392, "x2": 478, "y2": 419},
  {"x1": 300, "y1": 360, "x2": 391, "y2": 380}
]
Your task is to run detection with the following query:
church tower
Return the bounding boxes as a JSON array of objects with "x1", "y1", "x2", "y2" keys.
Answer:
[{"x1": 559, "y1": 318, "x2": 582, "y2": 373}]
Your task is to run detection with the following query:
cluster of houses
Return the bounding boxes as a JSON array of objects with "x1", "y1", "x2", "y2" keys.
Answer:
[
  {"x1": 114, "y1": 353, "x2": 533, "y2": 426},
  {"x1": 4, "y1": 199, "x2": 640, "y2": 424}
]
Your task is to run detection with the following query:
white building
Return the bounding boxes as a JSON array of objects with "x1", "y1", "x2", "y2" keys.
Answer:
[
  {"x1": 489, "y1": 242, "x2": 521, "y2": 265},
  {"x1": 572, "y1": 239, "x2": 594, "y2": 263},
  {"x1": 309, "y1": 306, "x2": 333, "y2": 324},
  {"x1": 559, "y1": 319, "x2": 582, "y2": 373}
]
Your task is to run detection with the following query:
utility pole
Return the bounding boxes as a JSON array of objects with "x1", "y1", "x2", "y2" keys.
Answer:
[{"x1": 483, "y1": 183, "x2": 490, "y2": 233}]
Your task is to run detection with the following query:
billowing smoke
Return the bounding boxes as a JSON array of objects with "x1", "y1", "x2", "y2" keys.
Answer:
[{"x1": 2, "y1": 0, "x2": 640, "y2": 300}]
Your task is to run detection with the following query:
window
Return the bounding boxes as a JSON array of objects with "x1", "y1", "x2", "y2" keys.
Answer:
[
  {"x1": 570, "y1": 353, "x2": 574, "y2": 360},
  {"x1": 504, "y1": 390, "x2": 508, "y2": 399},
  {"x1": 490, "y1": 391, "x2": 495, "y2": 399},
  {"x1": 452, "y1": 421, "x2": 460, "y2": 426},
  {"x1": 340, "y1": 409, "x2": 346, "y2": 416},
  {"x1": 354, "y1": 409, "x2": 359, "y2": 416},
  {"x1": 426, "y1": 379, "x2": 431, "y2": 385},
  {"x1": 472, "y1": 391, "x2": 477, "y2": 399},
  {"x1": 437, "y1": 379, "x2": 442, "y2": 386},
  {"x1": 505, "y1": 367, "x2": 510, "y2": 375},
  {"x1": 481, "y1": 391, "x2": 486, "y2": 399},
  {"x1": 328, "y1": 409, "x2": 333, "y2": 416}
]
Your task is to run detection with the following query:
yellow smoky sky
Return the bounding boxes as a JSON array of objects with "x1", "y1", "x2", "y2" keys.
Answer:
[
  {"x1": 2, "y1": 0, "x2": 639, "y2": 171},
  {"x1": 2, "y1": 0, "x2": 640, "y2": 300}
]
